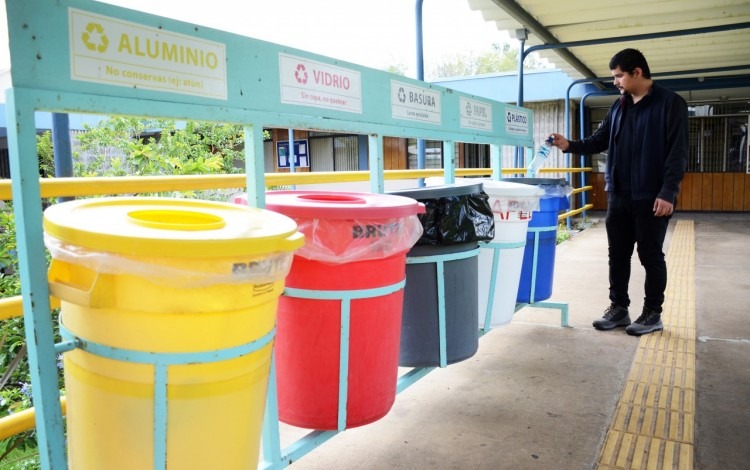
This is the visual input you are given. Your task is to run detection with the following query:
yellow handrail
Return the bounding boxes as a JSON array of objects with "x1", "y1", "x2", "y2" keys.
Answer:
[
  {"x1": 571, "y1": 185, "x2": 593, "y2": 195},
  {"x1": 0, "y1": 170, "x2": 488, "y2": 200},
  {"x1": 0, "y1": 296, "x2": 61, "y2": 321},
  {"x1": 0, "y1": 167, "x2": 592, "y2": 200},
  {"x1": 559, "y1": 204, "x2": 594, "y2": 221},
  {"x1": 0, "y1": 397, "x2": 66, "y2": 441}
]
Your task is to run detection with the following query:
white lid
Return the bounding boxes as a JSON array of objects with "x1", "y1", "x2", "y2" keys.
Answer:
[{"x1": 480, "y1": 180, "x2": 545, "y2": 198}]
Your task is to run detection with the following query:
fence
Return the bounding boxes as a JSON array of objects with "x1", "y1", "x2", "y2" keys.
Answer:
[{"x1": 0, "y1": 0, "x2": 590, "y2": 468}]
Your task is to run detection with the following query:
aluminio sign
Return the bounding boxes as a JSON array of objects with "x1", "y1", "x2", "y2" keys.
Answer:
[
  {"x1": 279, "y1": 53, "x2": 362, "y2": 113},
  {"x1": 459, "y1": 97, "x2": 493, "y2": 132},
  {"x1": 505, "y1": 109, "x2": 530, "y2": 136},
  {"x1": 69, "y1": 8, "x2": 227, "y2": 99},
  {"x1": 391, "y1": 80, "x2": 441, "y2": 125}
]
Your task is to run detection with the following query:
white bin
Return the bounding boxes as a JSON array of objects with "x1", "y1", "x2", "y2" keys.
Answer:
[
  {"x1": 478, "y1": 181, "x2": 543, "y2": 328},
  {"x1": 423, "y1": 178, "x2": 543, "y2": 328}
]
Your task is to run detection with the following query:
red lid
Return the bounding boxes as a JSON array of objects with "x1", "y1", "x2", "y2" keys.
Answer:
[{"x1": 264, "y1": 190, "x2": 425, "y2": 219}]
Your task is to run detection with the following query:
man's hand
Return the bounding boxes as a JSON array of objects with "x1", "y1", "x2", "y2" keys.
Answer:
[
  {"x1": 653, "y1": 198, "x2": 674, "y2": 217},
  {"x1": 548, "y1": 133, "x2": 570, "y2": 151}
]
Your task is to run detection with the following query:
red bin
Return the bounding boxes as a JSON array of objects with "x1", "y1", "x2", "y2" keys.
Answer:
[{"x1": 262, "y1": 191, "x2": 423, "y2": 430}]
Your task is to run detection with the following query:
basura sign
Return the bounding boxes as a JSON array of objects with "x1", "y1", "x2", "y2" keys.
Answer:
[
  {"x1": 69, "y1": 8, "x2": 227, "y2": 99},
  {"x1": 390, "y1": 80, "x2": 441, "y2": 125}
]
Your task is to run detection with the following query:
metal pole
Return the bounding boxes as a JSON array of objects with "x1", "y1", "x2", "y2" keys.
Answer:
[
  {"x1": 287, "y1": 129, "x2": 296, "y2": 190},
  {"x1": 51, "y1": 113, "x2": 73, "y2": 203},
  {"x1": 515, "y1": 32, "x2": 527, "y2": 171},
  {"x1": 415, "y1": 0, "x2": 426, "y2": 187}
]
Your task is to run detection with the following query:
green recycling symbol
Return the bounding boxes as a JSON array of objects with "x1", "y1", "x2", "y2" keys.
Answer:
[{"x1": 81, "y1": 22, "x2": 109, "y2": 53}]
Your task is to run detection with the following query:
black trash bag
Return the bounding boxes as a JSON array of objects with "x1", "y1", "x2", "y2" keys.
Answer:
[{"x1": 417, "y1": 191, "x2": 495, "y2": 246}]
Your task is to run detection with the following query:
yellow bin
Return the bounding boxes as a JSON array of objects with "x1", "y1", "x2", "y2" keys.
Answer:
[{"x1": 43, "y1": 197, "x2": 303, "y2": 470}]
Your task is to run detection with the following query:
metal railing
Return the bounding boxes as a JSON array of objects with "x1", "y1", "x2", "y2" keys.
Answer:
[{"x1": 0, "y1": 166, "x2": 591, "y2": 445}]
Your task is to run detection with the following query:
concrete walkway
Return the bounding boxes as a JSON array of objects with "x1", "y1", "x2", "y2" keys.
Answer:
[{"x1": 277, "y1": 212, "x2": 750, "y2": 470}]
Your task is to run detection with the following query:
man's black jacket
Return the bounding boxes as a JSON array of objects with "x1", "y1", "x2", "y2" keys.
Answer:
[{"x1": 567, "y1": 83, "x2": 689, "y2": 203}]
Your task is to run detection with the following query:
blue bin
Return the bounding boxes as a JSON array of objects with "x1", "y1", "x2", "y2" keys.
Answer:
[{"x1": 504, "y1": 178, "x2": 570, "y2": 303}]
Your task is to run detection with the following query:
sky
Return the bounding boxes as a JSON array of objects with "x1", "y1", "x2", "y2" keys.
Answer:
[{"x1": 1, "y1": 0, "x2": 510, "y2": 78}]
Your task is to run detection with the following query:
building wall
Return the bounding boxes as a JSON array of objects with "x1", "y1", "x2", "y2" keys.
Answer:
[{"x1": 586, "y1": 102, "x2": 749, "y2": 212}]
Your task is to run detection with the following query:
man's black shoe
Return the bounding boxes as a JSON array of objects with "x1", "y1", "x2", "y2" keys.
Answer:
[
  {"x1": 593, "y1": 304, "x2": 631, "y2": 330},
  {"x1": 625, "y1": 307, "x2": 664, "y2": 336}
]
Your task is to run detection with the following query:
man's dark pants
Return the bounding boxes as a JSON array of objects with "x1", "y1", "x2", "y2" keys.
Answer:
[{"x1": 605, "y1": 192, "x2": 671, "y2": 313}]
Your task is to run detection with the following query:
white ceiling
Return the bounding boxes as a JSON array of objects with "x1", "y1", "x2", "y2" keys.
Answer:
[{"x1": 467, "y1": 0, "x2": 750, "y2": 103}]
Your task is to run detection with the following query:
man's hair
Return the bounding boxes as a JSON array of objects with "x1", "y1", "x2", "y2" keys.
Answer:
[{"x1": 609, "y1": 48, "x2": 651, "y2": 78}]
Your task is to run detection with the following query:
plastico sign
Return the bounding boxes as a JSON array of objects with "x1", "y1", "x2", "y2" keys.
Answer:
[{"x1": 505, "y1": 108, "x2": 530, "y2": 136}]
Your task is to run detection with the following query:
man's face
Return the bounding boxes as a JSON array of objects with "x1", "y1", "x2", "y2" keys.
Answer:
[{"x1": 611, "y1": 66, "x2": 639, "y2": 95}]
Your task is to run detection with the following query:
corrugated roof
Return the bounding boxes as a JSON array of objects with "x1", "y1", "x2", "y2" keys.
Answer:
[{"x1": 467, "y1": 0, "x2": 750, "y2": 101}]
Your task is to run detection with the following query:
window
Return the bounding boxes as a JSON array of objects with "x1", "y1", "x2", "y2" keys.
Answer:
[
  {"x1": 688, "y1": 113, "x2": 749, "y2": 173},
  {"x1": 407, "y1": 139, "x2": 442, "y2": 169},
  {"x1": 308, "y1": 132, "x2": 360, "y2": 171},
  {"x1": 463, "y1": 143, "x2": 490, "y2": 168}
]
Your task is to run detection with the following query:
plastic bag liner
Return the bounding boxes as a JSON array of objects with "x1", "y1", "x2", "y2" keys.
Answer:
[
  {"x1": 286, "y1": 215, "x2": 423, "y2": 264},
  {"x1": 234, "y1": 191, "x2": 425, "y2": 265},
  {"x1": 391, "y1": 183, "x2": 495, "y2": 246},
  {"x1": 424, "y1": 177, "x2": 542, "y2": 214},
  {"x1": 44, "y1": 234, "x2": 295, "y2": 289}
]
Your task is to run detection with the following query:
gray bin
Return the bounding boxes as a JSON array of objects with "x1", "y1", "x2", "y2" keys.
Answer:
[{"x1": 391, "y1": 183, "x2": 490, "y2": 367}]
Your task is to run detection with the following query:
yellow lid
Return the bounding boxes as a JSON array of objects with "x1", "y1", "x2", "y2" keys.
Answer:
[{"x1": 43, "y1": 197, "x2": 304, "y2": 258}]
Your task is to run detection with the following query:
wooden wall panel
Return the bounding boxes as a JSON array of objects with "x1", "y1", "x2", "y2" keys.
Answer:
[
  {"x1": 700, "y1": 174, "x2": 713, "y2": 210},
  {"x1": 732, "y1": 174, "x2": 746, "y2": 211},
  {"x1": 589, "y1": 173, "x2": 607, "y2": 210},
  {"x1": 383, "y1": 137, "x2": 406, "y2": 170},
  {"x1": 679, "y1": 173, "x2": 693, "y2": 211},
  {"x1": 382, "y1": 137, "x2": 394, "y2": 170},
  {"x1": 711, "y1": 173, "x2": 723, "y2": 211},
  {"x1": 589, "y1": 172, "x2": 750, "y2": 212},
  {"x1": 722, "y1": 174, "x2": 735, "y2": 211},
  {"x1": 676, "y1": 173, "x2": 750, "y2": 212},
  {"x1": 691, "y1": 173, "x2": 703, "y2": 210}
]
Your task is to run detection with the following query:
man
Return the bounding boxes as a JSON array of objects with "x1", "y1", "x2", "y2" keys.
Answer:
[{"x1": 549, "y1": 48, "x2": 688, "y2": 336}]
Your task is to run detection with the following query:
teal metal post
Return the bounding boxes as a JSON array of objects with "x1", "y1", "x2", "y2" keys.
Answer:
[
  {"x1": 369, "y1": 134, "x2": 385, "y2": 194},
  {"x1": 245, "y1": 125, "x2": 267, "y2": 208},
  {"x1": 443, "y1": 140, "x2": 455, "y2": 184},
  {"x1": 5, "y1": 89, "x2": 68, "y2": 469},
  {"x1": 490, "y1": 144, "x2": 502, "y2": 181}
]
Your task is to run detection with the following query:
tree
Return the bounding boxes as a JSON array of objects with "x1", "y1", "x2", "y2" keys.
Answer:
[
  {"x1": 382, "y1": 63, "x2": 408, "y2": 76},
  {"x1": 75, "y1": 117, "x2": 246, "y2": 178},
  {"x1": 426, "y1": 42, "x2": 550, "y2": 80}
]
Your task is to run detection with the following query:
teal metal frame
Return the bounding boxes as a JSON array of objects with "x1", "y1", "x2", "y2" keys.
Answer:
[
  {"x1": 4, "y1": 1, "x2": 538, "y2": 469},
  {"x1": 405, "y1": 247, "x2": 481, "y2": 368},
  {"x1": 260, "y1": 280, "x2": 406, "y2": 469},
  {"x1": 260, "y1": 248, "x2": 483, "y2": 468},
  {"x1": 58, "y1": 322, "x2": 276, "y2": 470},
  {"x1": 513, "y1": 225, "x2": 570, "y2": 328},
  {"x1": 479, "y1": 240, "x2": 527, "y2": 333}
]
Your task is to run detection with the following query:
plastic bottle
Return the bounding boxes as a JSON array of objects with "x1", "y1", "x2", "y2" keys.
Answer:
[{"x1": 526, "y1": 136, "x2": 554, "y2": 177}]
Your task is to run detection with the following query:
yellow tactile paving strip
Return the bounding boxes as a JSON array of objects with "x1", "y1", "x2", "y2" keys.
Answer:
[{"x1": 597, "y1": 220, "x2": 696, "y2": 470}]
